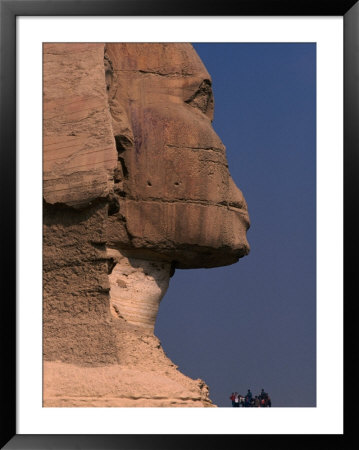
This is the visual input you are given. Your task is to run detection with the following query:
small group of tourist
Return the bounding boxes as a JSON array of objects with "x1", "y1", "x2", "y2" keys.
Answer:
[{"x1": 230, "y1": 389, "x2": 271, "y2": 407}]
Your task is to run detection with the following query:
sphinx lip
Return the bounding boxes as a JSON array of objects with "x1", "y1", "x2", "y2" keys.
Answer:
[{"x1": 227, "y1": 205, "x2": 250, "y2": 230}]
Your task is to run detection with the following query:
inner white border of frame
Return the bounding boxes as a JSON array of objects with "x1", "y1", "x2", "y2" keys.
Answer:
[{"x1": 17, "y1": 16, "x2": 343, "y2": 435}]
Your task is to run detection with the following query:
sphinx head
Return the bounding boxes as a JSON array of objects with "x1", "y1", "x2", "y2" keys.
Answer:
[{"x1": 104, "y1": 43, "x2": 250, "y2": 270}]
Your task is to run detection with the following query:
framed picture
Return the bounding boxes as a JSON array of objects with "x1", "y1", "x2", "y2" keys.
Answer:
[{"x1": 1, "y1": 0, "x2": 356, "y2": 448}]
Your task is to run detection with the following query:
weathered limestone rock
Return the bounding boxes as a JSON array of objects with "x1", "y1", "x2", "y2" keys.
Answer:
[
  {"x1": 44, "y1": 329, "x2": 213, "y2": 407},
  {"x1": 43, "y1": 43, "x2": 117, "y2": 207},
  {"x1": 107, "y1": 248, "x2": 171, "y2": 331},
  {"x1": 43, "y1": 43, "x2": 250, "y2": 407},
  {"x1": 44, "y1": 362, "x2": 212, "y2": 407}
]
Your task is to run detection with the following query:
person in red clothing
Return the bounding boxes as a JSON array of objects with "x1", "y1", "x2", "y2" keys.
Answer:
[{"x1": 230, "y1": 392, "x2": 235, "y2": 407}]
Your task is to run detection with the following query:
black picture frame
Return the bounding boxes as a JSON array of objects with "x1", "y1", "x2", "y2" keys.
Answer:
[{"x1": 1, "y1": 0, "x2": 357, "y2": 448}]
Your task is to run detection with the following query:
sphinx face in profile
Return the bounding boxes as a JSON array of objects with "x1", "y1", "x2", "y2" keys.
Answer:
[
  {"x1": 43, "y1": 43, "x2": 251, "y2": 333},
  {"x1": 104, "y1": 43, "x2": 250, "y2": 270}
]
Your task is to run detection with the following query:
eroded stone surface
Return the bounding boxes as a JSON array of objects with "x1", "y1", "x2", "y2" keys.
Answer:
[
  {"x1": 43, "y1": 44, "x2": 117, "y2": 207},
  {"x1": 44, "y1": 362, "x2": 213, "y2": 407},
  {"x1": 107, "y1": 249, "x2": 171, "y2": 331},
  {"x1": 43, "y1": 326, "x2": 213, "y2": 407}
]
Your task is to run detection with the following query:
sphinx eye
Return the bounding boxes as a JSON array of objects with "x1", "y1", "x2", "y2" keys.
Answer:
[{"x1": 185, "y1": 79, "x2": 214, "y2": 117}]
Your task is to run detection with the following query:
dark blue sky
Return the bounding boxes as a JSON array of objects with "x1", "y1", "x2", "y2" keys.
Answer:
[{"x1": 155, "y1": 43, "x2": 316, "y2": 407}]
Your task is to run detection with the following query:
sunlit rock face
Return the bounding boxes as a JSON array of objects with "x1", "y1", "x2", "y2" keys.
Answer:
[{"x1": 42, "y1": 43, "x2": 250, "y2": 407}]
